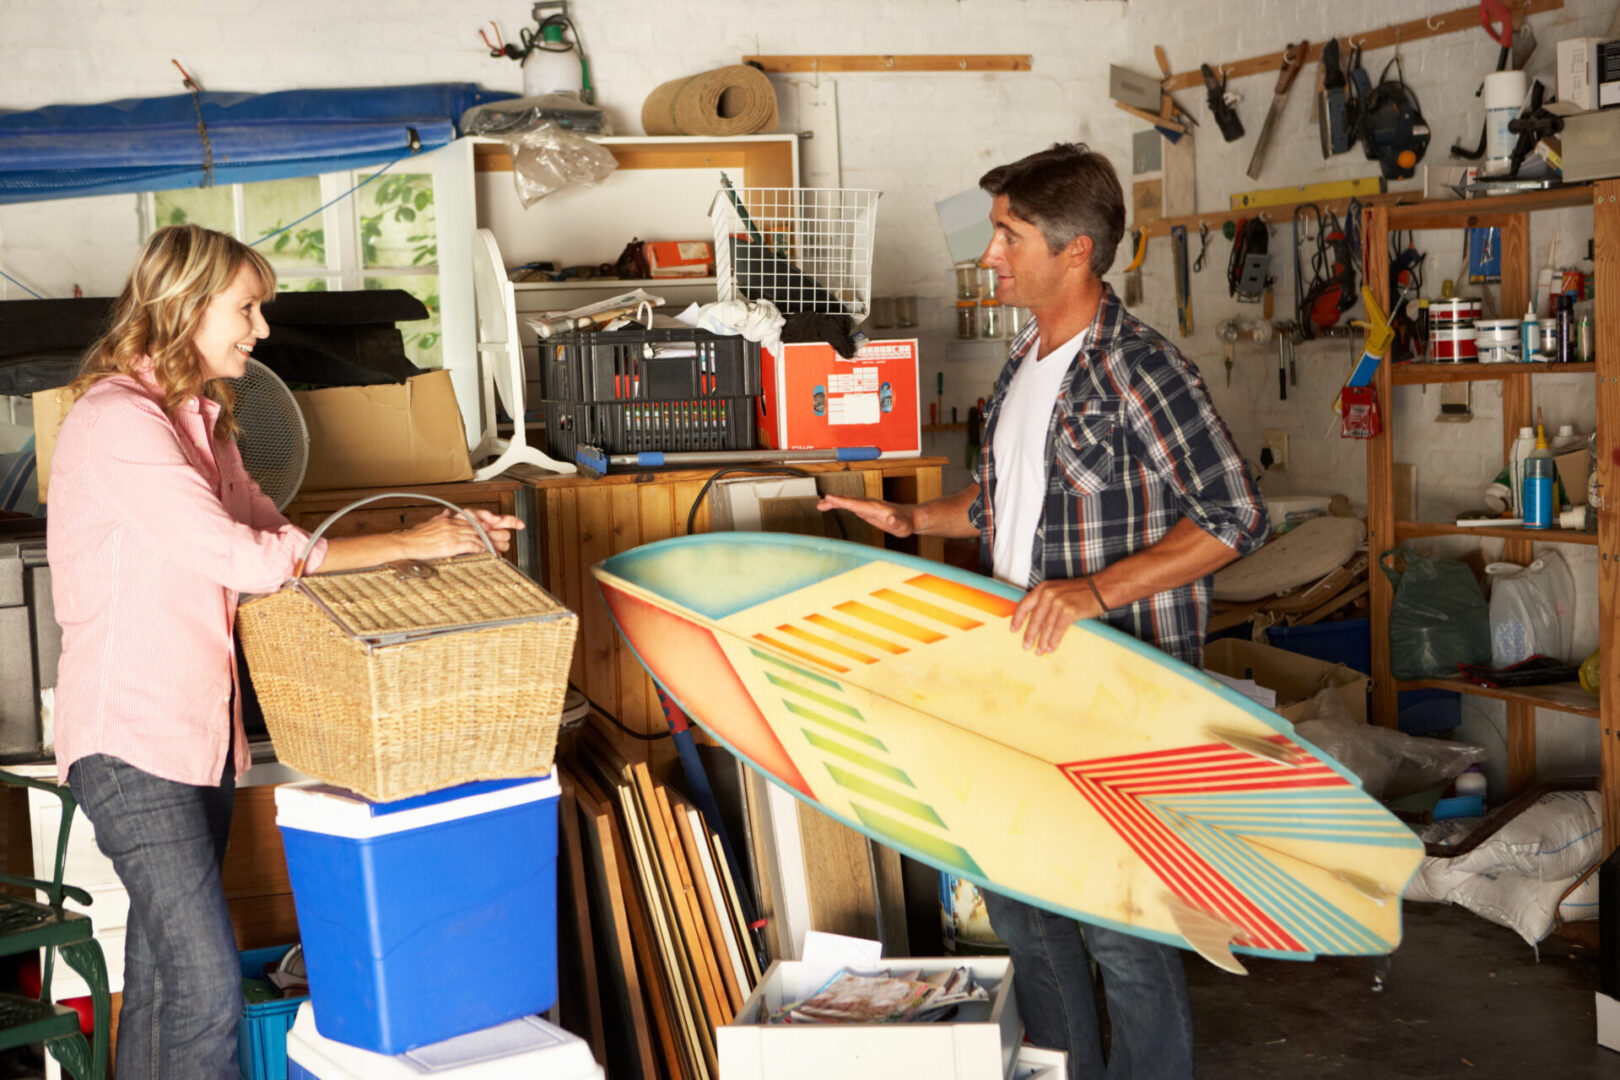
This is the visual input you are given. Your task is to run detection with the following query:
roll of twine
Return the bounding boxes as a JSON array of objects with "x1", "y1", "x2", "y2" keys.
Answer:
[{"x1": 641, "y1": 64, "x2": 779, "y2": 137}]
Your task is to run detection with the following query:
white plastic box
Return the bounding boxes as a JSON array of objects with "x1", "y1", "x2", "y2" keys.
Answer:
[
  {"x1": 718, "y1": 956, "x2": 1021, "y2": 1080},
  {"x1": 286, "y1": 1001, "x2": 602, "y2": 1079}
]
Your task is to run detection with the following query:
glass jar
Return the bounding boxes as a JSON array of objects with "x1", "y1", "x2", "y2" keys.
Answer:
[
  {"x1": 978, "y1": 263, "x2": 998, "y2": 300},
  {"x1": 1006, "y1": 306, "x2": 1028, "y2": 336},
  {"x1": 955, "y1": 300, "x2": 978, "y2": 340},
  {"x1": 869, "y1": 296, "x2": 895, "y2": 329},
  {"x1": 895, "y1": 295, "x2": 918, "y2": 328},
  {"x1": 954, "y1": 262, "x2": 979, "y2": 300},
  {"x1": 980, "y1": 298, "x2": 1004, "y2": 339}
]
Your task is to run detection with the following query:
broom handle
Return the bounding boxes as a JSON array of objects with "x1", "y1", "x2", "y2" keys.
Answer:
[{"x1": 295, "y1": 493, "x2": 496, "y2": 576}]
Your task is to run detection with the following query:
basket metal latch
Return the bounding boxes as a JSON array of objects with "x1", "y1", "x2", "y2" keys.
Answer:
[{"x1": 387, "y1": 560, "x2": 439, "y2": 581}]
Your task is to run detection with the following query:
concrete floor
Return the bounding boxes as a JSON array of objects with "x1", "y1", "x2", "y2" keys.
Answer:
[{"x1": 1188, "y1": 902, "x2": 1612, "y2": 1079}]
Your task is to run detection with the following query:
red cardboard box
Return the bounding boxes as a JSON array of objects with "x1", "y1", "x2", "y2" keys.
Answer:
[{"x1": 759, "y1": 340, "x2": 920, "y2": 457}]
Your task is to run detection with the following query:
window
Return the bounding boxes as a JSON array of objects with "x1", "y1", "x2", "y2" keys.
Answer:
[{"x1": 147, "y1": 169, "x2": 441, "y2": 367}]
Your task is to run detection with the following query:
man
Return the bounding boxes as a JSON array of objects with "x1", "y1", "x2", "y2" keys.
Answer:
[{"x1": 819, "y1": 143, "x2": 1268, "y2": 1079}]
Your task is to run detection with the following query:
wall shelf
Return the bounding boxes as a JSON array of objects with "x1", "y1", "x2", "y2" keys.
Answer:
[
  {"x1": 1392, "y1": 361, "x2": 1596, "y2": 385},
  {"x1": 1394, "y1": 521, "x2": 1600, "y2": 546},
  {"x1": 1396, "y1": 677, "x2": 1599, "y2": 720},
  {"x1": 1362, "y1": 179, "x2": 1618, "y2": 857}
]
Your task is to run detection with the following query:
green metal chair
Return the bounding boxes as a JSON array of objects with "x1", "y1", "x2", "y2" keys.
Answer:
[{"x1": 0, "y1": 771, "x2": 109, "y2": 1080}]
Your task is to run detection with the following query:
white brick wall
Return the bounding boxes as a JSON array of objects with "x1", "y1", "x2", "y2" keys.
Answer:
[{"x1": 2, "y1": 0, "x2": 1612, "y2": 778}]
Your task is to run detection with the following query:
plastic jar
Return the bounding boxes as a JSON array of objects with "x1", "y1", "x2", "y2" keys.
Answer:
[
  {"x1": 980, "y1": 299, "x2": 1004, "y2": 339},
  {"x1": 956, "y1": 300, "x2": 979, "y2": 340}
]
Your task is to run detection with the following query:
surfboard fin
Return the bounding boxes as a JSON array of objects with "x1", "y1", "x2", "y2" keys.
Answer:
[
  {"x1": 1204, "y1": 727, "x2": 1309, "y2": 768},
  {"x1": 1164, "y1": 894, "x2": 1249, "y2": 975},
  {"x1": 1333, "y1": 869, "x2": 1394, "y2": 906}
]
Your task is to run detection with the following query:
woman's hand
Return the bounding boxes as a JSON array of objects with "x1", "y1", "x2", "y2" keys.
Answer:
[{"x1": 397, "y1": 509, "x2": 525, "y2": 560}]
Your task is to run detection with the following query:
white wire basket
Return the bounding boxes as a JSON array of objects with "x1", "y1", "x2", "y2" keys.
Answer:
[{"x1": 709, "y1": 185, "x2": 881, "y2": 320}]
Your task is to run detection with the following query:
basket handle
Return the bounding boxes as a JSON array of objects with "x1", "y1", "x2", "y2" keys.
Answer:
[{"x1": 295, "y1": 493, "x2": 496, "y2": 577}]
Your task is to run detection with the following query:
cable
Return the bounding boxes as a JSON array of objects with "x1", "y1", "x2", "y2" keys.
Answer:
[
  {"x1": 0, "y1": 268, "x2": 43, "y2": 300},
  {"x1": 588, "y1": 694, "x2": 673, "y2": 740},
  {"x1": 249, "y1": 154, "x2": 404, "y2": 250},
  {"x1": 684, "y1": 465, "x2": 850, "y2": 537}
]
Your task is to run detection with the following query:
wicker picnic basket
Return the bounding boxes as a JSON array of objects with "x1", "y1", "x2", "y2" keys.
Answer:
[{"x1": 238, "y1": 494, "x2": 578, "y2": 802}]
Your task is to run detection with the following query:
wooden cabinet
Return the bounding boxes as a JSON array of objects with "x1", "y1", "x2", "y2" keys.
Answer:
[
  {"x1": 510, "y1": 459, "x2": 946, "y2": 779},
  {"x1": 1362, "y1": 182, "x2": 1618, "y2": 854},
  {"x1": 282, "y1": 477, "x2": 525, "y2": 570}
]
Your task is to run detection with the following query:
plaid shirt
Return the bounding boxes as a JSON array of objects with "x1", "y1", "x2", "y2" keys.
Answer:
[{"x1": 968, "y1": 285, "x2": 1268, "y2": 665}]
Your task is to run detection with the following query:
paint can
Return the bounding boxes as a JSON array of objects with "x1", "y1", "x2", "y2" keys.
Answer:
[
  {"x1": 1473, "y1": 318, "x2": 1521, "y2": 363},
  {"x1": 1430, "y1": 325, "x2": 1477, "y2": 362}
]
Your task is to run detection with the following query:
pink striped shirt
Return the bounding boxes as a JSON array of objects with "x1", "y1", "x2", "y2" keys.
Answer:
[{"x1": 47, "y1": 366, "x2": 326, "y2": 786}]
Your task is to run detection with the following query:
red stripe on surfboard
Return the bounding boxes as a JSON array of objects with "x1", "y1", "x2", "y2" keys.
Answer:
[
  {"x1": 598, "y1": 582, "x2": 815, "y2": 800},
  {"x1": 1087, "y1": 759, "x2": 1340, "y2": 783},
  {"x1": 1077, "y1": 736, "x2": 1312, "y2": 769},
  {"x1": 1072, "y1": 773, "x2": 1299, "y2": 952},
  {"x1": 1071, "y1": 772, "x2": 1302, "y2": 952}
]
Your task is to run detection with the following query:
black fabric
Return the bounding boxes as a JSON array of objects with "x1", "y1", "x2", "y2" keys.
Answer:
[
  {"x1": 0, "y1": 289, "x2": 429, "y2": 390},
  {"x1": 780, "y1": 312, "x2": 858, "y2": 358}
]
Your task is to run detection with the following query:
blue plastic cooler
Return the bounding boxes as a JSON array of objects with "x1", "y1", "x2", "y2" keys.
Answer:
[{"x1": 275, "y1": 774, "x2": 560, "y2": 1055}]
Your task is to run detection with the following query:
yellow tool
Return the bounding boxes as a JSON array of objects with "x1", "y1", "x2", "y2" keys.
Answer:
[
  {"x1": 1333, "y1": 285, "x2": 1394, "y2": 414},
  {"x1": 1232, "y1": 176, "x2": 1385, "y2": 211}
]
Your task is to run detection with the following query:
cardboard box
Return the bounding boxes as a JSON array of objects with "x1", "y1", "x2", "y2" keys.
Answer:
[
  {"x1": 1555, "y1": 448, "x2": 1590, "y2": 507},
  {"x1": 295, "y1": 370, "x2": 472, "y2": 491},
  {"x1": 29, "y1": 386, "x2": 75, "y2": 504},
  {"x1": 1559, "y1": 108, "x2": 1620, "y2": 183},
  {"x1": 719, "y1": 956, "x2": 1020, "y2": 1080},
  {"x1": 1203, "y1": 637, "x2": 1370, "y2": 727},
  {"x1": 1558, "y1": 37, "x2": 1604, "y2": 112},
  {"x1": 1599, "y1": 990, "x2": 1620, "y2": 1052},
  {"x1": 759, "y1": 340, "x2": 921, "y2": 457},
  {"x1": 645, "y1": 240, "x2": 713, "y2": 277}
]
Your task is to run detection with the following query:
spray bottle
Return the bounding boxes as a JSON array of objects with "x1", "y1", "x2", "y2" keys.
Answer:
[{"x1": 1509, "y1": 425, "x2": 1538, "y2": 515}]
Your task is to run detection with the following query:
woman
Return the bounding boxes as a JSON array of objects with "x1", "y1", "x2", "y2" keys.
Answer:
[{"x1": 46, "y1": 224, "x2": 523, "y2": 1079}]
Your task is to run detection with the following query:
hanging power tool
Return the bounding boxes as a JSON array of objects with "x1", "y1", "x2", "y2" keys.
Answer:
[
  {"x1": 1356, "y1": 58, "x2": 1429, "y2": 180},
  {"x1": 1506, "y1": 81, "x2": 1564, "y2": 178},
  {"x1": 1292, "y1": 205, "x2": 1357, "y2": 341},
  {"x1": 1228, "y1": 218, "x2": 1272, "y2": 304},
  {"x1": 1318, "y1": 38, "x2": 1352, "y2": 156},
  {"x1": 1200, "y1": 63, "x2": 1245, "y2": 143}
]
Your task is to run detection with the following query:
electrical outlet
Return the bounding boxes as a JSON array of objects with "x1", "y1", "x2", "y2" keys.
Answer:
[{"x1": 1262, "y1": 428, "x2": 1289, "y2": 471}]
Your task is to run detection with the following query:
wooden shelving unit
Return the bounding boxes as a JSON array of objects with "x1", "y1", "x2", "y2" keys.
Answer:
[{"x1": 1363, "y1": 181, "x2": 1618, "y2": 856}]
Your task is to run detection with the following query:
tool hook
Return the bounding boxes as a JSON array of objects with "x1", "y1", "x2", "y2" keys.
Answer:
[
  {"x1": 478, "y1": 21, "x2": 505, "y2": 58},
  {"x1": 1193, "y1": 222, "x2": 1212, "y2": 273}
]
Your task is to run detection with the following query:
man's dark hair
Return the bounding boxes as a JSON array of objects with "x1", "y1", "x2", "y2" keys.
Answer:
[{"x1": 979, "y1": 143, "x2": 1126, "y2": 277}]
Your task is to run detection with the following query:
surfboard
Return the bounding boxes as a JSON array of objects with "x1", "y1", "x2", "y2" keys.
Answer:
[{"x1": 592, "y1": 532, "x2": 1423, "y2": 972}]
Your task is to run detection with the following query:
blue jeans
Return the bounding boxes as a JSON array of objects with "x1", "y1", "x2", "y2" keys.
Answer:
[
  {"x1": 983, "y1": 890, "x2": 1193, "y2": 1080},
  {"x1": 67, "y1": 753, "x2": 241, "y2": 1080}
]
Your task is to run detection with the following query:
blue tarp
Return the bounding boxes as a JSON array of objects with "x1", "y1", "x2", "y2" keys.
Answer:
[{"x1": 0, "y1": 83, "x2": 516, "y2": 203}]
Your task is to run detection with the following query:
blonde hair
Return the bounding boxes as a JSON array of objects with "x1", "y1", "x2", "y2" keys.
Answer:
[{"x1": 73, "y1": 225, "x2": 277, "y2": 440}]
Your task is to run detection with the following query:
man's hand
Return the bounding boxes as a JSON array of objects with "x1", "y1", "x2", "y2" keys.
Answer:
[
  {"x1": 817, "y1": 494, "x2": 918, "y2": 538},
  {"x1": 1010, "y1": 578, "x2": 1105, "y2": 656}
]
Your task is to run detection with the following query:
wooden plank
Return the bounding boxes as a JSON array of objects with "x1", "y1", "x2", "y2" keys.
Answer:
[
  {"x1": 1394, "y1": 361, "x2": 1596, "y2": 384},
  {"x1": 572, "y1": 768, "x2": 662, "y2": 1080},
  {"x1": 648, "y1": 777, "x2": 732, "y2": 1028},
  {"x1": 1392, "y1": 463, "x2": 1416, "y2": 524},
  {"x1": 557, "y1": 776, "x2": 608, "y2": 1064},
  {"x1": 1394, "y1": 521, "x2": 1599, "y2": 546},
  {"x1": 1386, "y1": 183, "x2": 1590, "y2": 230},
  {"x1": 670, "y1": 792, "x2": 745, "y2": 1012},
  {"x1": 743, "y1": 54, "x2": 1031, "y2": 73},
  {"x1": 1397, "y1": 677, "x2": 1600, "y2": 719},
  {"x1": 1364, "y1": 203, "x2": 1399, "y2": 729},
  {"x1": 870, "y1": 842, "x2": 911, "y2": 956},
  {"x1": 708, "y1": 822, "x2": 763, "y2": 986},
  {"x1": 576, "y1": 486, "x2": 619, "y2": 720},
  {"x1": 1162, "y1": 1, "x2": 1565, "y2": 91},
  {"x1": 1296, "y1": 580, "x2": 1371, "y2": 626},
  {"x1": 741, "y1": 767, "x2": 787, "y2": 964},
  {"x1": 1594, "y1": 179, "x2": 1620, "y2": 857},
  {"x1": 1506, "y1": 700, "x2": 1537, "y2": 798},
  {"x1": 796, "y1": 803, "x2": 879, "y2": 941},
  {"x1": 584, "y1": 739, "x2": 708, "y2": 1080},
  {"x1": 612, "y1": 484, "x2": 650, "y2": 730},
  {"x1": 219, "y1": 786, "x2": 290, "y2": 900},
  {"x1": 226, "y1": 893, "x2": 301, "y2": 952},
  {"x1": 1500, "y1": 209, "x2": 1530, "y2": 315}
]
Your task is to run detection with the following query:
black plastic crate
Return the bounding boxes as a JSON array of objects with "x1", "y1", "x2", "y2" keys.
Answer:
[{"x1": 539, "y1": 327, "x2": 761, "y2": 461}]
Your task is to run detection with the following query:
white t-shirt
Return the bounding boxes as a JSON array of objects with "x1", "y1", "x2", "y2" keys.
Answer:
[{"x1": 990, "y1": 330, "x2": 1088, "y2": 588}]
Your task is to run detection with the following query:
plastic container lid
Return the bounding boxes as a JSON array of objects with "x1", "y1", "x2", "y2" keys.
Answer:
[
  {"x1": 286, "y1": 1001, "x2": 601, "y2": 1079},
  {"x1": 981, "y1": 298, "x2": 1002, "y2": 307},
  {"x1": 956, "y1": 300, "x2": 978, "y2": 308},
  {"x1": 275, "y1": 774, "x2": 559, "y2": 839}
]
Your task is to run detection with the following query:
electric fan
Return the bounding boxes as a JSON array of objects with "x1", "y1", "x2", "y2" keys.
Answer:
[
  {"x1": 469, "y1": 227, "x2": 575, "y2": 478},
  {"x1": 230, "y1": 357, "x2": 308, "y2": 510}
]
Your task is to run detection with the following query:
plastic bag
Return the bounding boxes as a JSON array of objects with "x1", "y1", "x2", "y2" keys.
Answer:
[
  {"x1": 503, "y1": 125, "x2": 618, "y2": 207},
  {"x1": 1380, "y1": 548, "x2": 1491, "y2": 679},
  {"x1": 1487, "y1": 551, "x2": 1574, "y2": 666},
  {"x1": 461, "y1": 94, "x2": 611, "y2": 136},
  {"x1": 1295, "y1": 708, "x2": 1486, "y2": 800}
]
